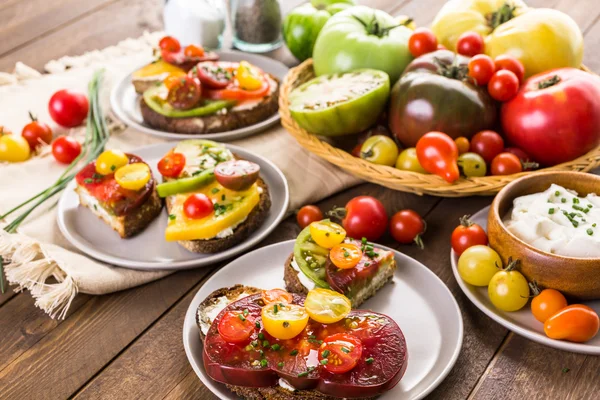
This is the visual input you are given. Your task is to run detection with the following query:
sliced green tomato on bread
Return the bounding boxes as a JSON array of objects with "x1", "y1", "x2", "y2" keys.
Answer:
[
  {"x1": 143, "y1": 85, "x2": 235, "y2": 118},
  {"x1": 157, "y1": 168, "x2": 215, "y2": 197},
  {"x1": 288, "y1": 69, "x2": 390, "y2": 136},
  {"x1": 293, "y1": 225, "x2": 330, "y2": 288}
]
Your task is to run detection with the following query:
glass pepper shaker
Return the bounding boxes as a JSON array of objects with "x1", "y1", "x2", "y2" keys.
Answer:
[{"x1": 231, "y1": 0, "x2": 283, "y2": 53}]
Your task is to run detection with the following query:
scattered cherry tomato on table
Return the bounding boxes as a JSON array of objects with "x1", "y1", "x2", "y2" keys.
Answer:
[
  {"x1": 451, "y1": 215, "x2": 488, "y2": 256},
  {"x1": 21, "y1": 112, "x2": 52, "y2": 151},
  {"x1": 408, "y1": 28, "x2": 438, "y2": 57},
  {"x1": 390, "y1": 210, "x2": 425, "y2": 248},
  {"x1": 48, "y1": 89, "x2": 89, "y2": 127},
  {"x1": 468, "y1": 54, "x2": 495, "y2": 85},
  {"x1": 183, "y1": 193, "x2": 213, "y2": 219},
  {"x1": 329, "y1": 196, "x2": 388, "y2": 242},
  {"x1": 544, "y1": 305, "x2": 600, "y2": 343},
  {"x1": 51, "y1": 136, "x2": 81, "y2": 164},
  {"x1": 531, "y1": 288, "x2": 568, "y2": 323},
  {"x1": 157, "y1": 152, "x2": 186, "y2": 178},
  {"x1": 488, "y1": 70, "x2": 520, "y2": 102},
  {"x1": 297, "y1": 205, "x2": 323, "y2": 229},
  {"x1": 494, "y1": 55, "x2": 525, "y2": 84},
  {"x1": 456, "y1": 31, "x2": 484, "y2": 57},
  {"x1": 491, "y1": 152, "x2": 523, "y2": 176},
  {"x1": 470, "y1": 130, "x2": 504, "y2": 164},
  {"x1": 416, "y1": 131, "x2": 459, "y2": 183}
]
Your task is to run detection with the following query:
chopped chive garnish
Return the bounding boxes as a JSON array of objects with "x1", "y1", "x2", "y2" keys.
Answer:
[
  {"x1": 271, "y1": 344, "x2": 281, "y2": 351},
  {"x1": 322, "y1": 350, "x2": 330, "y2": 358},
  {"x1": 260, "y1": 359, "x2": 268, "y2": 368},
  {"x1": 573, "y1": 198, "x2": 580, "y2": 204},
  {"x1": 255, "y1": 321, "x2": 260, "y2": 329},
  {"x1": 258, "y1": 333, "x2": 264, "y2": 340},
  {"x1": 549, "y1": 208, "x2": 555, "y2": 215},
  {"x1": 308, "y1": 335, "x2": 316, "y2": 339},
  {"x1": 283, "y1": 321, "x2": 290, "y2": 328},
  {"x1": 298, "y1": 371, "x2": 309, "y2": 377},
  {"x1": 341, "y1": 347, "x2": 350, "y2": 354},
  {"x1": 555, "y1": 190, "x2": 560, "y2": 196},
  {"x1": 320, "y1": 359, "x2": 329, "y2": 365},
  {"x1": 362, "y1": 237, "x2": 367, "y2": 244},
  {"x1": 211, "y1": 187, "x2": 220, "y2": 194},
  {"x1": 343, "y1": 251, "x2": 350, "y2": 257},
  {"x1": 238, "y1": 314, "x2": 246, "y2": 322},
  {"x1": 84, "y1": 178, "x2": 94, "y2": 184},
  {"x1": 588, "y1": 204, "x2": 593, "y2": 208},
  {"x1": 366, "y1": 357, "x2": 374, "y2": 364},
  {"x1": 168, "y1": 214, "x2": 176, "y2": 220},
  {"x1": 263, "y1": 340, "x2": 270, "y2": 347},
  {"x1": 251, "y1": 340, "x2": 258, "y2": 347},
  {"x1": 562, "y1": 198, "x2": 567, "y2": 203},
  {"x1": 594, "y1": 223, "x2": 597, "y2": 228},
  {"x1": 587, "y1": 229, "x2": 594, "y2": 236},
  {"x1": 290, "y1": 349, "x2": 298, "y2": 356},
  {"x1": 274, "y1": 304, "x2": 279, "y2": 314},
  {"x1": 278, "y1": 362, "x2": 284, "y2": 368},
  {"x1": 243, "y1": 309, "x2": 249, "y2": 316}
]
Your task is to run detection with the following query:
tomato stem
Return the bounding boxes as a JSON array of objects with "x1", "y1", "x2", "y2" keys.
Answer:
[
  {"x1": 459, "y1": 215, "x2": 474, "y2": 227},
  {"x1": 352, "y1": 14, "x2": 401, "y2": 38},
  {"x1": 327, "y1": 207, "x2": 347, "y2": 222},
  {"x1": 486, "y1": 2, "x2": 517, "y2": 30},
  {"x1": 504, "y1": 257, "x2": 521, "y2": 271},
  {"x1": 529, "y1": 281, "x2": 541, "y2": 297},
  {"x1": 28, "y1": 111, "x2": 37, "y2": 122},
  {"x1": 433, "y1": 57, "x2": 469, "y2": 81},
  {"x1": 537, "y1": 75, "x2": 561, "y2": 90},
  {"x1": 414, "y1": 234, "x2": 424, "y2": 250}
]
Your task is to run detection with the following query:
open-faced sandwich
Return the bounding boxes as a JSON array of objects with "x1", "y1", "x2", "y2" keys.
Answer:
[
  {"x1": 156, "y1": 139, "x2": 271, "y2": 253},
  {"x1": 284, "y1": 220, "x2": 397, "y2": 308},
  {"x1": 197, "y1": 285, "x2": 408, "y2": 399},
  {"x1": 74, "y1": 149, "x2": 162, "y2": 238}
]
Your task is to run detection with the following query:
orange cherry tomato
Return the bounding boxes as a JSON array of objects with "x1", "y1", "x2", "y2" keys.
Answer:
[
  {"x1": 531, "y1": 288, "x2": 568, "y2": 323},
  {"x1": 544, "y1": 304, "x2": 600, "y2": 343},
  {"x1": 261, "y1": 288, "x2": 293, "y2": 305},
  {"x1": 454, "y1": 137, "x2": 470, "y2": 155},
  {"x1": 217, "y1": 311, "x2": 256, "y2": 344},
  {"x1": 318, "y1": 333, "x2": 363, "y2": 374},
  {"x1": 184, "y1": 44, "x2": 205, "y2": 58},
  {"x1": 416, "y1": 131, "x2": 459, "y2": 183},
  {"x1": 330, "y1": 243, "x2": 363, "y2": 269},
  {"x1": 157, "y1": 152, "x2": 186, "y2": 178},
  {"x1": 164, "y1": 75, "x2": 183, "y2": 90}
]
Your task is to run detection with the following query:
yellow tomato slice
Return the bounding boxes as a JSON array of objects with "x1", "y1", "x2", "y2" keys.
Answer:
[
  {"x1": 95, "y1": 150, "x2": 129, "y2": 175},
  {"x1": 236, "y1": 61, "x2": 263, "y2": 90},
  {"x1": 114, "y1": 163, "x2": 151, "y2": 191},
  {"x1": 261, "y1": 303, "x2": 308, "y2": 340},
  {"x1": 309, "y1": 220, "x2": 346, "y2": 249},
  {"x1": 305, "y1": 288, "x2": 351, "y2": 324}
]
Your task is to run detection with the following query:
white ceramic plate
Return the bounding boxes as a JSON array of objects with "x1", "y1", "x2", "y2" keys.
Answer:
[
  {"x1": 451, "y1": 206, "x2": 600, "y2": 355},
  {"x1": 110, "y1": 50, "x2": 289, "y2": 141},
  {"x1": 57, "y1": 142, "x2": 289, "y2": 270},
  {"x1": 183, "y1": 241, "x2": 464, "y2": 400}
]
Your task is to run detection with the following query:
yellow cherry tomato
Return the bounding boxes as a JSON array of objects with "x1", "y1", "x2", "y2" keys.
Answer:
[
  {"x1": 396, "y1": 148, "x2": 427, "y2": 174},
  {"x1": 236, "y1": 61, "x2": 263, "y2": 90},
  {"x1": 114, "y1": 163, "x2": 151, "y2": 190},
  {"x1": 95, "y1": 150, "x2": 129, "y2": 175},
  {"x1": 0, "y1": 135, "x2": 31, "y2": 162},
  {"x1": 261, "y1": 303, "x2": 309, "y2": 340},
  {"x1": 488, "y1": 266, "x2": 530, "y2": 312},
  {"x1": 309, "y1": 220, "x2": 346, "y2": 249},
  {"x1": 457, "y1": 245, "x2": 502, "y2": 287},
  {"x1": 305, "y1": 288, "x2": 351, "y2": 324}
]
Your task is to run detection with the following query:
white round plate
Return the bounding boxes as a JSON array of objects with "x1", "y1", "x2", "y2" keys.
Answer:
[
  {"x1": 57, "y1": 142, "x2": 289, "y2": 270},
  {"x1": 183, "y1": 241, "x2": 464, "y2": 400},
  {"x1": 110, "y1": 50, "x2": 289, "y2": 141},
  {"x1": 451, "y1": 206, "x2": 600, "y2": 354}
]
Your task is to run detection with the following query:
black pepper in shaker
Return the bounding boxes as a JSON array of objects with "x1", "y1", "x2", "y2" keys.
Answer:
[{"x1": 232, "y1": 0, "x2": 283, "y2": 52}]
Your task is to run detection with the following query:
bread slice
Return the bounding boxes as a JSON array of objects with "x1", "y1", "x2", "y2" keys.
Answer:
[
  {"x1": 75, "y1": 184, "x2": 163, "y2": 238},
  {"x1": 165, "y1": 178, "x2": 271, "y2": 253},
  {"x1": 283, "y1": 253, "x2": 396, "y2": 308},
  {"x1": 139, "y1": 74, "x2": 279, "y2": 135}
]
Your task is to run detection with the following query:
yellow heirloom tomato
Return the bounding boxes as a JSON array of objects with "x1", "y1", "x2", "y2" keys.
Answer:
[
  {"x1": 431, "y1": 0, "x2": 583, "y2": 78},
  {"x1": 262, "y1": 303, "x2": 309, "y2": 340},
  {"x1": 114, "y1": 163, "x2": 151, "y2": 191}
]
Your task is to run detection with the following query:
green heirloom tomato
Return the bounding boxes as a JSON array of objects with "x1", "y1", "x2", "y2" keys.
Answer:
[
  {"x1": 289, "y1": 69, "x2": 390, "y2": 136},
  {"x1": 396, "y1": 148, "x2": 427, "y2": 173},
  {"x1": 389, "y1": 50, "x2": 497, "y2": 147},
  {"x1": 458, "y1": 152, "x2": 487, "y2": 177},
  {"x1": 360, "y1": 135, "x2": 399, "y2": 166},
  {"x1": 313, "y1": 6, "x2": 413, "y2": 84},
  {"x1": 283, "y1": 5, "x2": 331, "y2": 62}
]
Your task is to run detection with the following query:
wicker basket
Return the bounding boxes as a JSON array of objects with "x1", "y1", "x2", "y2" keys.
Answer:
[{"x1": 279, "y1": 59, "x2": 600, "y2": 197}]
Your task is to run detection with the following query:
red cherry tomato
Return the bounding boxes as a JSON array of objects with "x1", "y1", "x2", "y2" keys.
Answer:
[
  {"x1": 451, "y1": 215, "x2": 488, "y2": 256},
  {"x1": 183, "y1": 194, "x2": 213, "y2": 219},
  {"x1": 416, "y1": 131, "x2": 459, "y2": 183},
  {"x1": 184, "y1": 44, "x2": 205, "y2": 58},
  {"x1": 297, "y1": 205, "x2": 323, "y2": 229},
  {"x1": 318, "y1": 333, "x2": 363, "y2": 374},
  {"x1": 470, "y1": 130, "x2": 504, "y2": 164},
  {"x1": 494, "y1": 55, "x2": 525, "y2": 84},
  {"x1": 337, "y1": 196, "x2": 388, "y2": 241},
  {"x1": 217, "y1": 311, "x2": 256, "y2": 344},
  {"x1": 261, "y1": 289, "x2": 293, "y2": 305},
  {"x1": 48, "y1": 89, "x2": 89, "y2": 128},
  {"x1": 157, "y1": 152, "x2": 186, "y2": 178},
  {"x1": 408, "y1": 28, "x2": 438, "y2": 58},
  {"x1": 167, "y1": 76, "x2": 202, "y2": 110},
  {"x1": 159, "y1": 36, "x2": 181, "y2": 53},
  {"x1": 51, "y1": 136, "x2": 81, "y2": 164},
  {"x1": 468, "y1": 54, "x2": 495, "y2": 85},
  {"x1": 456, "y1": 31, "x2": 485, "y2": 57},
  {"x1": 488, "y1": 70, "x2": 520, "y2": 102},
  {"x1": 191, "y1": 63, "x2": 234, "y2": 89},
  {"x1": 491, "y1": 152, "x2": 523, "y2": 175},
  {"x1": 390, "y1": 210, "x2": 425, "y2": 248},
  {"x1": 21, "y1": 113, "x2": 53, "y2": 150}
]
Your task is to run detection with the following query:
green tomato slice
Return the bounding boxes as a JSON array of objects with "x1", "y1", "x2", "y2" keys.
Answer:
[
  {"x1": 289, "y1": 69, "x2": 390, "y2": 136},
  {"x1": 156, "y1": 168, "x2": 215, "y2": 197},
  {"x1": 293, "y1": 225, "x2": 331, "y2": 288},
  {"x1": 143, "y1": 86, "x2": 235, "y2": 118}
]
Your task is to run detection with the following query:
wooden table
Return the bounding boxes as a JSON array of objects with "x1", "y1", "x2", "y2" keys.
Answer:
[{"x1": 1, "y1": 0, "x2": 599, "y2": 399}]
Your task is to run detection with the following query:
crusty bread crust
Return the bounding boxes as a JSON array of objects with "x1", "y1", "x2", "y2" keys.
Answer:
[
  {"x1": 75, "y1": 184, "x2": 163, "y2": 238},
  {"x1": 283, "y1": 253, "x2": 309, "y2": 297}
]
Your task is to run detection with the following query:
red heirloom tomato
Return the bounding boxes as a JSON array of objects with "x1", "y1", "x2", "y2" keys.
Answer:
[
  {"x1": 390, "y1": 210, "x2": 425, "y2": 248},
  {"x1": 334, "y1": 196, "x2": 388, "y2": 241},
  {"x1": 488, "y1": 70, "x2": 519, "y2": 102},
  {"x1": 416, "y1": 131, "x2": 459, "y2": 183},
  {"x1": 48, "y1": 89, "x2": 89, "y2": 127},
  {"x1": 21, "y1": 113, "x2": 52, "y2": 150},
  {"x1": 52, "y1": 136, "x2": 81, "y2": 164},
  {"x1": 157, "y1": 152, "x2": 186, "y2": 178},
  {"x1": 451, "y1": 215, "x2": 488, "y2": 256},
  {"x1": 408, "y1": 28, "x2": 438, "y2": 57},
  {"x1": 297, "y1": 205, "x2": 323, "y2": 229},
  {"x1": 502, "y1": 68, "x2": 600, "y2": 166},
  {"x1": 494, "y1": 55, "x2": 525, "y2": 84},
  {"x1": 468, "y1": 54, "x2": 495, "y2": 85},
  {"x1": 470, "y1": 130, "x2": 504, "y2": 164},
  {"x1": 456, "y1": 31, "x2": 484, "y2": 57}
]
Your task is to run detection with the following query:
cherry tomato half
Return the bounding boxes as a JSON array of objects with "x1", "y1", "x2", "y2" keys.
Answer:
[
  {"x1": 21, "y1": 114, "x2": 53, "y2": 150},
  {"x1": 494, "y1": 55, "x2": 525, "y2": 84},
  {"x1": 330, "y1": 243, "x2": 363, "y2": 269},
  {"x1": 184, "y1": 44, "x2": 205, "y2": 58},
  {"x1": 261, "y1": 289, "x2": 293, "y2": 305},
  {"x1": 52, "y1": 136, "x2": 81, "y2": 164},
  {"x1": 48, "y1": 89, "x2": 89, "y2": 128},
  {"x1": 318, "y1": 333, "x2": 363, "y2": 374},
  {"x1": 217, "y1": 310, "x2": 255, "y2": 344},
  {"x1": 408, "y1": 28, "x2": 438, "y2": 57},
  {"x1": 488, "y1": 70, "x2": 519, "y2": 102},
  {"x1": 491, "y1": 152, "x2": 522, "y2": 176},
  {"x1": 456, "y1": 31, "x2": 484, "y2": 57},
  {"x1": 167, "y1": 76, "x2": 202, "y2": 110},
  {"x1": 204, "y1": 78, "x2": 270, "y2": 101},
  {"x1": 191, "y1": 63, "x2": 234, "y2": 89},
  {"x1": 468, "y1": 54, "x2": 495, "y2": 86},
  {"x1": 310, "y1": 220, "x2": 346, "y2": 249},
  {"x1": 544, "y1": 304, "x2": 599, "y2": 343},
  {"x1": 337, "y1": 196, "x2": 388, "y2": 242},
  {"x1": 158, "y1": 152, "x2": 186, "y2": 178},
  {"x1": 390, "y1": 210, "x2": 425, "y2": 248},
  {"x1": 470, "y1": 130, "x2": 504, "y2": 164},
  {"x1": 297, "y1": 205, "x2": 323, "y2": 229},
  {"x1": 159, "y1": 36, "x2": 181, "y2": 53},
  {"x1": 183, "y1": 193, "x2": 213, "y2": 219},
  {"x1": 531, "y1": 288, "x2": 567, "y2": 323},
  {"x1": 451, "y1": 215, "x2": 488, "y2": 256}
]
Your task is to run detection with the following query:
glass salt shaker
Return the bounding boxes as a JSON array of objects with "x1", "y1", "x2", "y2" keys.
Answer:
[
  {"x1": 164, "y1": 0, "x2": 227, "y2": 49},
  {"x1": 231, "y1": 0, "x2": 283, "y2": 53}
]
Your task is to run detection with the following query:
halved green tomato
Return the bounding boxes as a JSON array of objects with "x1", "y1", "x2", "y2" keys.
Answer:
[
  {"x1": 293, "y1": 225, "x2": 330, "y2": 288},
  {"x1": 288, "y1": 69, "x2": 390, "y2": 136}
]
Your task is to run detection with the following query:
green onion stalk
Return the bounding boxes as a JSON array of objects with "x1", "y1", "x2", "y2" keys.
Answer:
[{"x1": 0, "y1": 70, "x2": 110, "y2": 293}]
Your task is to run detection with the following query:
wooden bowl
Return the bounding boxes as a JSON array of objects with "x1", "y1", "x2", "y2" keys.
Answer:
[{"x1": 488, "y1": 171, "x2": 600, "y2": 300}]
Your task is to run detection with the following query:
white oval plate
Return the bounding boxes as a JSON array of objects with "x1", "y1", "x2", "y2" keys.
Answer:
[
  {"x1": 183, "y1": 241, "x2": 464, "y2": 400},
  {"x1": 110, "y1": 50, "x2": 289, "y2": 141},
  {"x1": 451, "y1": 206, "x2": 600, "y2": 354},
  {"x1": 57, "y1": 142, "x2": 289, "y2": 270}
]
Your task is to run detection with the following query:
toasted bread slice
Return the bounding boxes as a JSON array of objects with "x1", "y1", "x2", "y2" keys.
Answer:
[
  {"x1": 139, "y1": 74, "x2": 279, "y2": 135},
  {"x1": 165, "y1": 178, "x2": 271, "y2": 253},
  {"x1": 75, "y1": 185, "x2": 162, "y2": 238}
]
